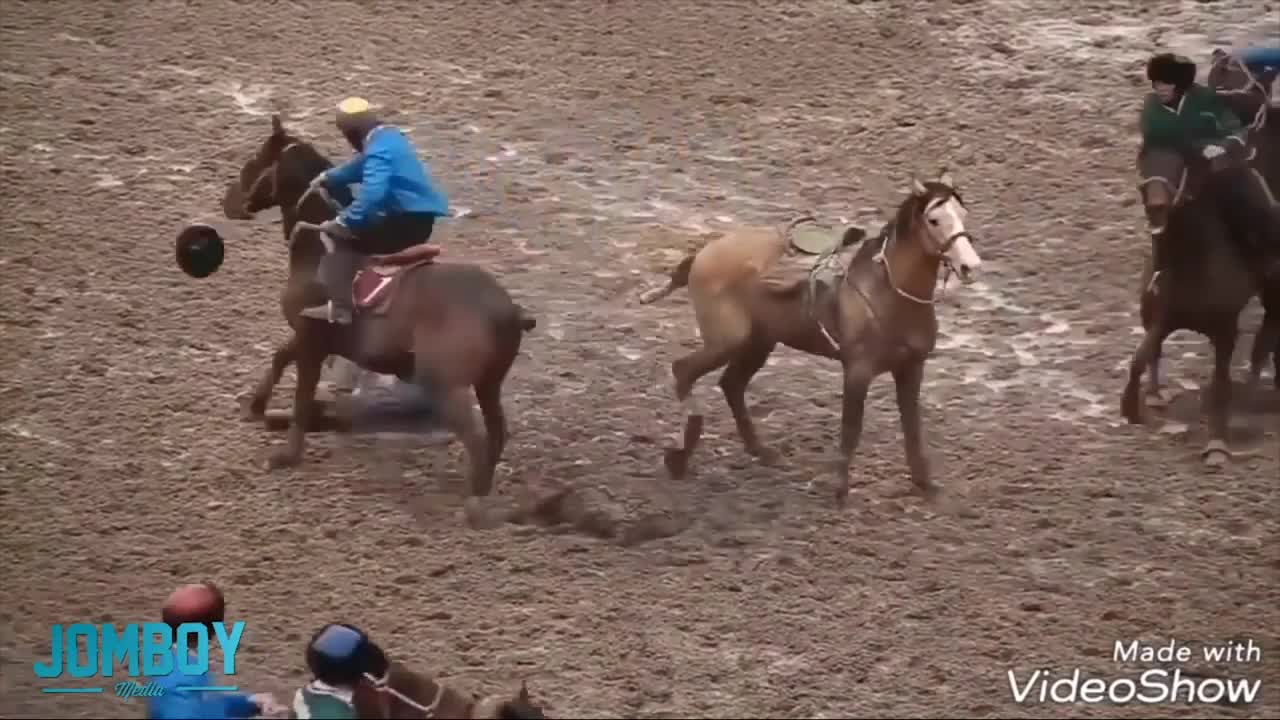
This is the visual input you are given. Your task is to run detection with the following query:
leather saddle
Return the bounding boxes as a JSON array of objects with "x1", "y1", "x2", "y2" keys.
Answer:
[{"x1": 352, "y1": 244, "x2": 441, "y2": 315}]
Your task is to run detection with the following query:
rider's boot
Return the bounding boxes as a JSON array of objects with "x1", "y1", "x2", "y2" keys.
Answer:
[{"x1": 300, "y1": 250, "x2": 357, "y2": 324}]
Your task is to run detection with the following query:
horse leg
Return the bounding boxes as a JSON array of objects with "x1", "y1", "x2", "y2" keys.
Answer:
[
  {"x1": 1145, "y1": 337, "x2": 1168, "y2": 409},
  {"x1": 435, "y1": 384, "x2": 493, "y2": 496},
  {"x1": 1122, "y1": 321, "x2": 1169, "y2": 425},
  {"x1": 892, "y1": 357, "x2": 935, "y2": 495},
  {"x1": 242, "y1": 334, "x2": 297, "y2": 421},
  {"x1": 717, "y1": 340, "x2": 779, "y2": 465},
  {"x1": 1203, "y1": 328, "x2": 1238, "y2": 468},
  {"x1": 268, "y1": 348, "x2": 325, "y2": 469},
  {"x1": 475, "y1": 379, "x2": 508, "y2": 474},
  {"x1": 664, "y1": 344, "x2": 735, "y2": 479},
  {"x1": 833, "y1": 360, "x2": 873, "y2": 507},
  {"x1": 1247, "y1": 307, "x2": 1280, "y2": 390}
]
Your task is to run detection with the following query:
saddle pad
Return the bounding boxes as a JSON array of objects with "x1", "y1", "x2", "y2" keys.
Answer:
[{"x1": 353, "y1": 258, "x2": 435, "y2": 311}]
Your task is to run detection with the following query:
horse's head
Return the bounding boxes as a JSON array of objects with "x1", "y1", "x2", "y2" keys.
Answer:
[
  {"x1": 1136, "y1": 144, "x2": 1191, "y2": 235},
  {"x1": 471, "y1": 681, "x2": 548, "y2": 719},
  {"x1": 897, "y1": 169, "x2": 982, "y2": 284},
  {"x1": 221, "y1": 114, "x2": 337, "y2": 222}
]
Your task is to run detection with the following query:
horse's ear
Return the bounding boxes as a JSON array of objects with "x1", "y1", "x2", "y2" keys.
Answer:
[
  {"x1": 518, "y1": 680, "x2": 529, "y2": 702},
  {"x1": 271, "y1": 114, "x2": 285, "y2": 136},
  {"x1": 910, "y1": 177, "x2": 927, "y2": 196},
  {"x1": 937, "y1": 169, "x2": 954, "y2": 188}
]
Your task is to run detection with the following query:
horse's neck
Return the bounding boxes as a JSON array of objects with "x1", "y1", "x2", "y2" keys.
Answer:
[{"x1": 880, "y1": 224, "x2": 941, "y2": 300}]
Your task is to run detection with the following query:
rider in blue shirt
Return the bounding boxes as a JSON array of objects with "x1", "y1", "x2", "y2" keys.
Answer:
[
  {"x1": 304, "y1": 96, "x2": 451, "y2": 324},
  {"x1": 1236, "y1": 46, "x2": 1280, "y2": 77},
  {"x1": 146, "y1": 584, "x2": 261, "y2": 720}
]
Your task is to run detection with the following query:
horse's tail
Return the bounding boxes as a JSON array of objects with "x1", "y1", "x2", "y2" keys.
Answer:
[
  {"x1": 638, "y1": 254, "x2": 695, "y2": 305},
  {"x1": 516, "y1": 305, "x2": 537, "y2": 332}
]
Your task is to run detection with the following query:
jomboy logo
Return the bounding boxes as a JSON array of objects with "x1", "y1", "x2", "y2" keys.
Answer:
[{"x1": 34, "y1": 622, "x2": 244, "y2": 701}]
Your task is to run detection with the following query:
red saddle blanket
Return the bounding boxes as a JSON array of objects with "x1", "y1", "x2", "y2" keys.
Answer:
[{"x1": 352, "y1": 244, "x2": 441, "y2": 311}]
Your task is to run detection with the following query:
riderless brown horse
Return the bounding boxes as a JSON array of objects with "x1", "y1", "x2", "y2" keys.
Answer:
[
  {"x1": 1127, "y1": 144, "x2": 1279, "y2": 467},
  {"x1": 640, "y1": 170, "x2": 982, "y2": 503},
  {"x1": 221, "y1": 115, "x2": 535, "y2": 496},
  {"x1": 353, "y1": 663, "x2": 547, "y2": 719}
]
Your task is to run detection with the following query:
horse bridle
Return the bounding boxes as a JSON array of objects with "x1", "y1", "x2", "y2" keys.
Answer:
[
  {"x1": 1136, "y1": 162, "x2": 1189, "y2": 236},
  {"x1": 867, "y1": 209, "x2": 972, "y2": 306},
  {"x1": 364, "y1": 671, "x2": 445, "y2": 718}
]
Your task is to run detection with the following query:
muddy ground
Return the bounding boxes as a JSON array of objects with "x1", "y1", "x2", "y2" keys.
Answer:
[{"x1": 1, "y1": 1, "x2": 1278, "y2": 718}]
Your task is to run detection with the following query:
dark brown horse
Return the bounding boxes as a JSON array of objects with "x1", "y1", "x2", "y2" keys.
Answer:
[
  {"x1": 640, "y1": 170, "x2": 982, "y2": 503},
  {"x1": 353, "y1": 664, "x2": 548, "y2": 719},
  {"x1": 1127, "y1": 144, "x2": 1279, "y2": 466},
  {"x1": 221, "y1": 115, "x2": 535, "y2": 496}
]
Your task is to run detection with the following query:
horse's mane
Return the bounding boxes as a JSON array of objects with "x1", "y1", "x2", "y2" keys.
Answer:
[{"x1": 278, "y1": 137, "x2": 335, "y2": 185}]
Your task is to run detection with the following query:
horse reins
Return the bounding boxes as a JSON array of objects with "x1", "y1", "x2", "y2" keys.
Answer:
[{"x1": 365, "y1": 671, "x2": 446, "y2": 718}]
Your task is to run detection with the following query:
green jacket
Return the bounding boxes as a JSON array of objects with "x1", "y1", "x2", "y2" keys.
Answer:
[
  {"x1": 288, "y1": 682, "x2": 357, "y2": 720},
  {"x1": 1140, "y1": 84, "x2": 1246, "y2": 153}
]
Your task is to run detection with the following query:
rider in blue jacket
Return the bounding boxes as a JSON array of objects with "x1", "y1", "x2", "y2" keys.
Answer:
[
  {"x1": 1236, "y1": 46, "x2": 1280, "y2": 77},
  {"x1": 303, "y1": 96, "x2": 450, "y2": 324}
]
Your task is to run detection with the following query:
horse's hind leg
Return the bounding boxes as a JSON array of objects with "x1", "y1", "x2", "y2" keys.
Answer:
[
  {"x1": 718, "y1": 340, "x2": 780, "y2": 465},
  {"x1": 436, "y1": 384, "x2": 493, "y2": 496},
  {"x1": 664, "y1": 343, "x2": 736, "y2": 479},
  {"x1": 269, "y1": 348, "x2": 324, "y2": 470},
  {"x1": 243, "y1": 334, "x2": 298, "y2": 421},
  {"x1": 475, "y1": 379, "x2": 508, "y2": 474},
  {"x1": 1146, "y1": 337, "x2": 1168, "y2": 408},
  {"x1": 1203, "y1": 328, "x2": 1238, "y2": 468},
  {"x1": 1248, "y1": 306, "x2": 1280, "y2": 389}
]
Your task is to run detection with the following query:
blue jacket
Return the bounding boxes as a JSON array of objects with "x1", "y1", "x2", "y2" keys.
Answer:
[
  {"x1": 325, "y1": 125, "x2": 449, "y2": 230},
  {"x1": 145, "y1": 646, "x2": 258, "y2": 719}
]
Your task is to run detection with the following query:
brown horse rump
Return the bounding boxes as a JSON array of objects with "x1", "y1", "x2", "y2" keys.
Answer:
[{"x1": 353, "y1": 244, "x2": 442, "y2": 314}]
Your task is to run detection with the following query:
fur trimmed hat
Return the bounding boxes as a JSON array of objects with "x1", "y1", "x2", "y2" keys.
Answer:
[
  {"x1": 1147, "y1": 53, "x2": 1197, "y2": 90},
  {"x1": 175, "y1": 223, "x2": 225, "y2": 279}
]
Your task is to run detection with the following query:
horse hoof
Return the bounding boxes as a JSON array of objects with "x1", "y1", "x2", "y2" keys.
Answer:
[
  {"x1": 1121, "y1": 391, "x2": 1144, "y2": 425},
  {"x1": 752, "y1": 447, "x2": 783, "y2": 467},
  {"x1": 663, "y1": 448, "x2": 689, "y2": 479},
  {"x1": 1201, "y1": 439, "x2": 1231, "y2": 469},
  {"x1": 267, "y1": 450, "x2": 300, "y2": 470},
  {"x1": 239, "y1": 396, "x2": 267, "y2": 421},
  {"x1": 1202, "y1": 450, "x2": 1229, "y2": 469}
]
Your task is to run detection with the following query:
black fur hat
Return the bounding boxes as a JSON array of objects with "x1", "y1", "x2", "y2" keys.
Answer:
[
  {"x1": 1147, "y1": 53, "x2": 1197, "y2": 90},
  {"x1": 175, "y1": 223, "x2": 225, "y2": 278}
]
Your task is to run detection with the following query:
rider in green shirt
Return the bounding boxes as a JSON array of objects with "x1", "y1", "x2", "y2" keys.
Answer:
[
  {"x1": 290, "y1": 624, "x2": 377, "y2": 720},
  {"x1": 1139, "y1": 53, "x2": 1279, "y2": 279}
]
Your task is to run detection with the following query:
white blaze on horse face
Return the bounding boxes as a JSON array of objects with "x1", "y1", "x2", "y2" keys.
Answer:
[{"x1": 926, "y1": 195, "x2": 982, "y2": 278}]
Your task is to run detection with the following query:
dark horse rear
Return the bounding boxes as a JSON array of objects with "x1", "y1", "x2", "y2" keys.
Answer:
[{"x1": 222, "y1": 115, "x2": 535, "y2": 496}]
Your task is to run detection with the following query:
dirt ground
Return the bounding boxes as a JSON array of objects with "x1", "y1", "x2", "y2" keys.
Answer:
[{"x1": 2, "y1": 1, "x2": 1278, "y2": 718}]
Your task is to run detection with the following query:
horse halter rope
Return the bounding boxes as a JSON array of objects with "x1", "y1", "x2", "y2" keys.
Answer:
[
  {"x1": 867, "y1": 208, "x2": 971, "y2": 306},
  {"x1": 1212, "y1": 54, "x2": 1270, "y2": 131},
  {"x1": 365, "y1": 671, "x2": 445, "y2": 718}
]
